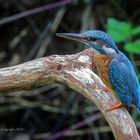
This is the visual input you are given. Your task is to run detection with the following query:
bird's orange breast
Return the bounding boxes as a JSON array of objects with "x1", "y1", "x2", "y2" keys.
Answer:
[{"x1": 95, "y1": 54, "x2": 114, "y2": 90}]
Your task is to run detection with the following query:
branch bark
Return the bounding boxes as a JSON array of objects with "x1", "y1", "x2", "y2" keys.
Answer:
[{"x1": 0, "y1": 49, "x2": 139, "y2": 140}]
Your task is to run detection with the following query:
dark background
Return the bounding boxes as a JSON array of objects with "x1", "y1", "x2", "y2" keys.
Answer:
[{"x1": 0, "y1": 0, "x2": 139, "y2": 140}]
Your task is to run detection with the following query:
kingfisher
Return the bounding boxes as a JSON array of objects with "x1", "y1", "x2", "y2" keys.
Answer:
[{"x1": 56, "y1": 30, "x2": 140, "y2": 112}]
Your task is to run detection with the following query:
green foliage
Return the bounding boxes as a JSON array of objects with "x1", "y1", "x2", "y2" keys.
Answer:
[
  {"x1": 132, "y1": 25, "x2": 140, "y2": 36},
  {"x1": 107, "y1": 18, "x2": 140, "y2": 54},
  {"x1": 124, "y1": 40, "x2": 140, "y2": 54},
  {"x1": 107, "y1": 18, "x2": 132, "y2": 42}
]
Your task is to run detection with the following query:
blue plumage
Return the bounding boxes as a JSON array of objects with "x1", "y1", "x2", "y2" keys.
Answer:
[
  {"x1": 82, "y1": 30, "x2": 140, "y2": 112},
  {"x1": 56, "y1": 30, "x2": 140, "y2": 112},
  {"x1": 109, "y1": 52, "x2": 140, "y2": 111}
]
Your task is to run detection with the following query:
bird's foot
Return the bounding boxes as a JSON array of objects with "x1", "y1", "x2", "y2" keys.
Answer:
[
  {"x1": 102, "y1": 87, "x2": 109, "y2": 93},
  {"x1": 106, "y1": 103, "x2": 123, "y2": 112}
]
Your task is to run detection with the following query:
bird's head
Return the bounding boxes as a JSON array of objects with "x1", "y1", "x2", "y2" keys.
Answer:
[{"x1": 56, "y1": 30, "x2": 119, "y2": 56}]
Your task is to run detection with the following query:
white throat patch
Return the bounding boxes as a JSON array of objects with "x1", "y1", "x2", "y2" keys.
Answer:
[{"x1": 102, "y1": 45, "x2": 116, "y2": 54}]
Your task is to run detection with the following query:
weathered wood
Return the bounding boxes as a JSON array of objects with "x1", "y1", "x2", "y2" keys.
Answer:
[{"x1": 0, "y1": 49, "x2": 139, "y2": 140}]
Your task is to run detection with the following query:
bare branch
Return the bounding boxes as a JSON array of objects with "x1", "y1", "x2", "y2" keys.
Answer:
[{"x1": 0, "y1": 49, "x2": 139, "y2": 140}]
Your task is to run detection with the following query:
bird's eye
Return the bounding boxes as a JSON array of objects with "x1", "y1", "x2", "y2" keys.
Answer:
[
  {"x1": 82, "y1": 36, "x2": 96, "y2": 41},
  {"x1": 91, "y1": 38, "x2": 97, "y2": 41}
]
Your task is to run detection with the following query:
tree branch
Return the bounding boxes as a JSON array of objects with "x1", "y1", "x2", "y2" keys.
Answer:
[{"x1": 0, "y1": 49, "x2": 139, "y2": 140}]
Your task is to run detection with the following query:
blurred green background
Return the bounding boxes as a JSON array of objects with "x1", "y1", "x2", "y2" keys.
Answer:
[{"x1": 0, "y1": 0, "x2": 139, "y2": 140}]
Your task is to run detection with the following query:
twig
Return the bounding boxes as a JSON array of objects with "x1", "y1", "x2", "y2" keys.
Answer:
[
  {"x1": 47, "y1": 113, "x2": 102, "y2": 140},
  {"x1": 36, "y1": 8, "x2": 66, "y2": 58},
  {"x1": 0, "y1": 0, "x2": 73, "y2": 26},
  {"x1": 0, "y1": 49, "x2": 139, "y2": 140},
  {"x1": 26, "y1": 8, "x2": 66, "y2": 60}
]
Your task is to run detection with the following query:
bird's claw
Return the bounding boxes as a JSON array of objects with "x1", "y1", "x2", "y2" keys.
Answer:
[
  {"x1": 106, "y1": 103, "x2": 123, "y2": 112},
  {"x1": 102, "y1": 87, "x2": 109, "y2": 93}
]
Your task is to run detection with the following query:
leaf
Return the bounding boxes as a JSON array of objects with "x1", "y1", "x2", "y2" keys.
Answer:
[
  {"x1": 132, "y1": 25, "x2": 140, "y2": 36},
  {"x1": 107, "y1": 18, "x2": 133, "y2": 42},
  {"x1": 138, "y1": 73, "x2": 140, "y2": 80},
  {"x1": 124, "y1": 40, "x2": 140, "y2": 54}
]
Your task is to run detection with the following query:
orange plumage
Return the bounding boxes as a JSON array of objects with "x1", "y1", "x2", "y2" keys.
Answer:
[{"x1": 95, "y1": 54, "x2": 113, "y2": 90}]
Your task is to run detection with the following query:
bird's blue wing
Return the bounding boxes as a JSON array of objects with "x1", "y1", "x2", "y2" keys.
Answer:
[{"x1": 109, "y1": 57, "x2": 134, "y2": 107}]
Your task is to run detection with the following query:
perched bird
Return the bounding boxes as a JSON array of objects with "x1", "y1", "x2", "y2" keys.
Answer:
[{"x1": 56, "y1": 30, "x2": 140, "y2": 112}]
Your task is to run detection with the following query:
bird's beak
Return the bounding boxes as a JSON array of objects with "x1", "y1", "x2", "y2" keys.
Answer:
[
  {"x1": 56, "y1": 33, "x2": 81, "y2": 41},
  {"x1": 56, "y1": 32, "x2": 108, "y2": 54},
  {"x1": 56, "y1": 33, "x2": 88, "y2": 44}
]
